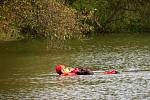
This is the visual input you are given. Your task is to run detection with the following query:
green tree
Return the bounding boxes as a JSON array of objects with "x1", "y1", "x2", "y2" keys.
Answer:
[
  {"x1": 0, "y1": 0, "x2": 89, "y2": 40},
  {"x1": 68, "y1": 0, "x2": 150, "y2": 34}
]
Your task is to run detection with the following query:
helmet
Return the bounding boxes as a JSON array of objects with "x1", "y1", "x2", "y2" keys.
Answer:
[{"x1": 55, "y1": 65, "x2": 65, "y2": 73}]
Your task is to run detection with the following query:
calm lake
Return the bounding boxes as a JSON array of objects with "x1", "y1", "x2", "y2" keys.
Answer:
[{"x1": 0, "y1": 33, "x2": 150, "y2": 100}]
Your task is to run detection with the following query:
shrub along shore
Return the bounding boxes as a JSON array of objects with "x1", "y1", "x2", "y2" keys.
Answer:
[{"x1": 0, "y1": 0, "x2": 149, "y2": 41}]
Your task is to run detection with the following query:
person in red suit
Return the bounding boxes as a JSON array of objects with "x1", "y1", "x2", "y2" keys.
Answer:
[{"x1": 55, "y1": 65, "x2": 118, "y2": 76}]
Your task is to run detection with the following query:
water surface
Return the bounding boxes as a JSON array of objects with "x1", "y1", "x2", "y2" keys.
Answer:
[{"x1": 0, "y1": 33, "x2": 150, "y2": 99}]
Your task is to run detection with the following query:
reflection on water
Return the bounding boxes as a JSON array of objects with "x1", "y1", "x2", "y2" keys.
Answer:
[{"x1": 0, "y1": 33, "x2": 150, "y2": 99}]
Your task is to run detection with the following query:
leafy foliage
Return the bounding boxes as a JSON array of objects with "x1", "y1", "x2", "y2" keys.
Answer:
[
  {"x1": 65, "y1": 0, "x2": 150, "y2": 34},
  {"x1": 0, "y1": 0, "x2": 88, "y2": 40},
  {"x1": 0, "y1": 0, "x2": 149, "y2": 40}
]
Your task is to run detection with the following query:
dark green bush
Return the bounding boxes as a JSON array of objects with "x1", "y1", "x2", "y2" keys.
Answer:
[
  {"x1": 0, "y1": 0, "x2": 89, "y2": 40},
  {"x1": 67, "y1": 0, "x2": 150, "y2": 34}
]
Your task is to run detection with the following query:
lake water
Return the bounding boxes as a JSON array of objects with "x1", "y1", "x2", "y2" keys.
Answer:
[{"x1": 0, "y1": 33, "x2": 150, "y2": 100}]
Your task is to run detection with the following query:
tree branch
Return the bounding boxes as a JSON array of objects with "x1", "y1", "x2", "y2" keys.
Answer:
[
  {"x1": 121, "y1": 8, "x2": 137, "y2": 12},
  {"x1": 106, "y1": 17, "x2": 124, "y2": 24}
]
